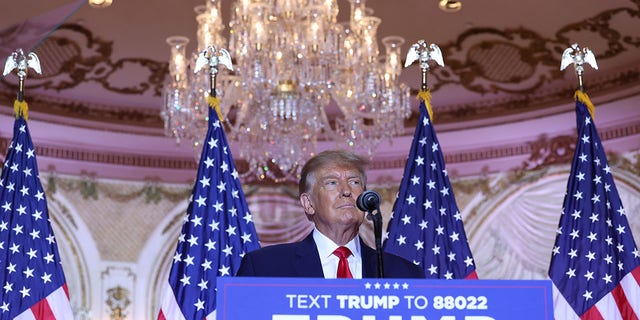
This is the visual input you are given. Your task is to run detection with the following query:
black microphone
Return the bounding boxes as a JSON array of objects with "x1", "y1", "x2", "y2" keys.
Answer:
[
  {"x1": 358, "y1": 189, "x2": 385, "y2": 278},
  {"x1": 356, "y1": 190, "x2": 381, "y2": 212}
]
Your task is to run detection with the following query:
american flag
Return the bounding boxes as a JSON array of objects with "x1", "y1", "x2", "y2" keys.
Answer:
[
  {"x1": 383, "y1": 92, "x2": 478, "y2": 279},
  {"x1": 157, "y1": 106, "x2": 261, "y2": 320},
  {"x1": 548, "y1": 92, "x2": 640, "y2": 319},
  {"x1": 0, "y1": 114, "x2": 74, "y2": 318}
]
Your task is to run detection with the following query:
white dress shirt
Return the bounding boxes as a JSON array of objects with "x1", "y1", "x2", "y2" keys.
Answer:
[{"x1": 313, "y1": 228, "x2": 362, "y2": 279}]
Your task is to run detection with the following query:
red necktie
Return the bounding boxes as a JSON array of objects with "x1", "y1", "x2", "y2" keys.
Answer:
[{"x1": 333, "y1": 246, "x2": 353, "y2": 278}]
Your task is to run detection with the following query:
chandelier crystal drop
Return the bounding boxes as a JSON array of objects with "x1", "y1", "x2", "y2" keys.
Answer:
[{"x1": 162, "y1": 0, "x2": 411, "y2": 182}]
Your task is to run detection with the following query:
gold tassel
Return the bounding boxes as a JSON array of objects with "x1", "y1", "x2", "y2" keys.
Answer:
[
  {"x1": 417, "y1": 90, "x2": 434, "y2": 121},
  {"x1": 14, "y1": 99, "x2": 28, "y2": 121},
  {"x1": 574, "y1": 90, "x2": 595, "y2": 120},
  {"x1": 206, "y1": 96, "x2": 224, "y2": 122}
]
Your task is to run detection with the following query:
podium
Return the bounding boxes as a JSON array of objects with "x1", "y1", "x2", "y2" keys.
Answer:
[{"x1": 217, "y1": 277, "x2": 553, "y2": 319}]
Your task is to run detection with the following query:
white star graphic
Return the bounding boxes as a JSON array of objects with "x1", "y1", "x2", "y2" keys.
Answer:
[
  {"x1": 194, "y1": 299, "x2": 205, "y2": 310},
  {"x1": 20, "y1": 286, "x2": 30, "y2": 298},
  {"x1": 581, "y1": 134, "x2": 590, "y2": 144},
  {"x1": 222, "y1": 244, "x2": 233, "y2": 256},
  {"x1": 204, "y1": 157, "x2": 215, "y2": 168},
  {"x1": 226, "y1": 225, "x2": 237, "y2": 236},
  {"x1": 217, "y1": 181, "x2": 226, "y2": 193},
  {"x1": 187, "y1": 235, "x2": 199, "y2": 247},
  {"x1": 212, "y1": 201, "x2": 224, "y2": 212},
  {"x1": 428, "y1": 264, "x2": 438, "y2": 275},
  {"x1": 41, "y1": 273, "x2": 52, "y2": 284},
  {"x1": 209, "y1": 220, "x2": 220, "y2": 231},
  {"x1": 241, "y1": 232, "x2": 253, "y2": 243},
  {"x1": 464, "y1": 256, "x2": 474, "y2": 267},
  {"x1": 219, "y1": 265, "x2": 231, "y2": 276},
  {"x1": 197, "y1": 279, "x2": 208, "y2": 291},
  {"x1": 208, "y1": 138, "x2": 219, "y2": 149},
  {"x1": 205, "y1": 239, "x2": 216, "y2": 251},
  {"x1": 199, "y1": 176, "x2": 211, "y2": 188},
  {"x1": 202, "y1": 259, "x2": 212, "y2": 270},
  {"x1": 179, "y1": 274, "x2": 191, "y2": 286}
]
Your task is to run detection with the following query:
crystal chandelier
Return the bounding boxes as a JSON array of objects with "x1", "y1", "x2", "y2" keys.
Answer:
[{"x1": 162, "y1": 0, "x2": 411, "y2": 182}]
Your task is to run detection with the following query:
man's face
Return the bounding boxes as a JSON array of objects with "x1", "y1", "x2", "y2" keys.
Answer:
[{"x1": 301, "y1": 164, "x2": 366, "y2": 235}]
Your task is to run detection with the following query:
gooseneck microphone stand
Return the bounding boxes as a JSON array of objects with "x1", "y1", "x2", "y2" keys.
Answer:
[{"x1": 367, "y1": 205, "x2": 385, "y2": 278}]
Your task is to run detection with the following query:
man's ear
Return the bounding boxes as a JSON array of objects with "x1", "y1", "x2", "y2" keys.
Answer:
[{"x1": 300, "y1": 193, "x2": 314, "y2": 215}]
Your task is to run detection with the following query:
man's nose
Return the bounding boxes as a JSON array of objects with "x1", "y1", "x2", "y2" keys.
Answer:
[{"x1": 340, "y1": 183, "x2": 352, "y2": 197}]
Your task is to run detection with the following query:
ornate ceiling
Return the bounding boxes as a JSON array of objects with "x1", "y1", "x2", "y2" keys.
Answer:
[{"x1": 0, "y1": 0, "x2": 639, "y2": 184}]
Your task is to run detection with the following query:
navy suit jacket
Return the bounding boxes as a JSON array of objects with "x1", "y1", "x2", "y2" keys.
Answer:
[{"x1": 236, "y1": 232, "x2": 424, "y2": 278}]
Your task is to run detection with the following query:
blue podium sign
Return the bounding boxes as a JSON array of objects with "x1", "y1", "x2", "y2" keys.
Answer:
[{"x1": 217, "y1": 277, "x2": 553, "y2": 320}]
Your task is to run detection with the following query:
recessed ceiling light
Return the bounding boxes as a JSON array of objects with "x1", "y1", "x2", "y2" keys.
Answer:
[
  {"x1": 439, "y1": 0, "x2": 462, "y2": 13},
  {"x1": 88, "y1": 0, "x2": 112, "y2": 8}
]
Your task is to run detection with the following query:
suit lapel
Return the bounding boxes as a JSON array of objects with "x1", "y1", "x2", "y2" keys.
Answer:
[
  {"x1": 360, "y1": 240, "x2": 378, "y2": 278},
  {"x1": 293, "y1": 233, "x2": 325, "y2": 277}
]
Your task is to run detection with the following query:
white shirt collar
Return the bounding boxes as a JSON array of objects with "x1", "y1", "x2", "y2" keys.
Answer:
[{"x1": 313, "y1": 228, "x2": 362, "y2": 278}]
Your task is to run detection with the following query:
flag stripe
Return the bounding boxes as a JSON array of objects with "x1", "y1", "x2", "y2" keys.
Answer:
[
  {"x1": 205, "y1": 310, "x2": 216, "y2": 320},
  {"x1": 14, "y1": 310, "x2": 37, "y2": 320},
  {"x1": 593, "y1": 291, "x2": 620, "y2": 320},
  {"x1": 581, "y1": 306, "x2": 604, "y2": 320},
  {"x1": 618, "y1": 267, "x2": 640, "y2": 318},
  {"x1": 611, "y1": 284, "x2": 638, "y2": 320},
  {"x1": 633, "y1": 266, "x2": 640, "y2": 283},
  {"x1": 158, "y1": 283, "x2": 186, "y2": 320},
  {"x1": 47, "y1": 285, "x2": 75, "y2": 319},
  {"x1": 31, "y1": 298, "x2": 54, "y2": 320}
]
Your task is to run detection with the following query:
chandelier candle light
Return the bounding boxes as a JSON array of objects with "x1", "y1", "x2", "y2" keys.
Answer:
[{"x1": 163, "y1": 0, "x2": 411, "y2": 181}]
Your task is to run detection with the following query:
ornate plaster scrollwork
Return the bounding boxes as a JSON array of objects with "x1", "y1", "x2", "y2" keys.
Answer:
[{"x1": 106, "y1": 286, "x2": 131, "y2": 320}]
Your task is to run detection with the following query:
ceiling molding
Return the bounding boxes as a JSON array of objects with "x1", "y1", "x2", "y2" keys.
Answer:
[{"x1": 1, "y1": 119, "x2": 636, "y2": 183}]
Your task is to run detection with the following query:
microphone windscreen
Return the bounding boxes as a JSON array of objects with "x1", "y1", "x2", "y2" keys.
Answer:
[{"x1": 357, "y1": 190, "x2": 381, "y2": 212}]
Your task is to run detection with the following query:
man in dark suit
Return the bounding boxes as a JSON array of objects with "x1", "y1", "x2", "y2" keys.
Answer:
[{"x1": 237, "y1": 150, "x2": 423, "y2": 279}]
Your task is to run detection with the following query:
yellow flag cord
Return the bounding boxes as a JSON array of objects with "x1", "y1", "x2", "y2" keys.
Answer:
[
  {"x1": 14, "y1": 99, "x2": 28, "y2": 121},
  {"x1": 206, "y1": 96, "x2": 224, "y2": 122},
  {"x1": 574, "y1": 90, "x2": 595, "y2": 119},
  {"x1": 417, "y1": 90, "x2": 434, "y2": 121}
]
